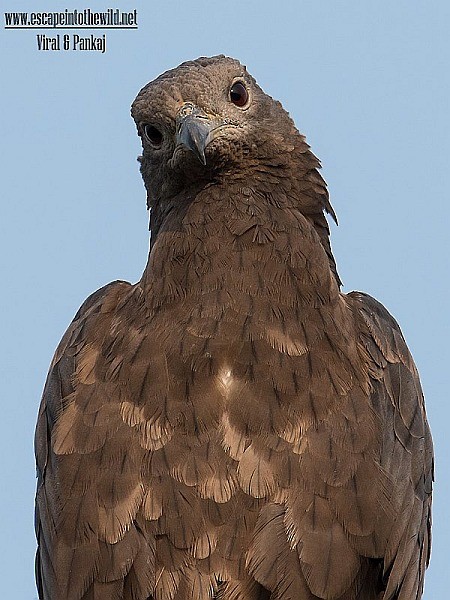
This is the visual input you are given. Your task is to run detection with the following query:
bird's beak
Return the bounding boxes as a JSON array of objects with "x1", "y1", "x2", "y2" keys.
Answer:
[{"x1": 175, "y1": 103, "x2": 223, "y2": 166}]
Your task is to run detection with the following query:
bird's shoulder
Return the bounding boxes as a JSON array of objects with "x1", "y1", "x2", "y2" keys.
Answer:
[
  {"x1": 345, "y1": 290, "x2": 433, "y2": 596},
  {"x1": 35, "y1": 280, "x2": 133, "y2": 474},
  {"x1": 53, "y1": 279, "x2": 133, "y2": 364},
  {"x1": 74, "y1": 280, "x2": 132, "y2": 320},
  {"x1": 347, "y1": 290, "x2": 416, "y2": 369},
  {"x1": 346, "y1": 289, "x2": 430, "y2": 443}
]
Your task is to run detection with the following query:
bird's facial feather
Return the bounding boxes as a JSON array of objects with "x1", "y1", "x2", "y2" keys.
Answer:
[{"x1": 131, "y1": 55, "x2": 298, "y2": 205}]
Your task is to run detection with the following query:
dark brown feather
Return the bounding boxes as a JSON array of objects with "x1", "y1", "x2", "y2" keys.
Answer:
[{"x1": 35, "y1": 56, "x2": 432, "y2": 600}]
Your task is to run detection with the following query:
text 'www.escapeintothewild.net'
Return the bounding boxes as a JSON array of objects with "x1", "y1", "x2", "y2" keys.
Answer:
[{"x1": 4, "y1": 9, "x2": 137, "y2": 28}]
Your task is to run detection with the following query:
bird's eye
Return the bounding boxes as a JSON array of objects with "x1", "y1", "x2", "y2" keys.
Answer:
[
  {"x1": 229, "y1": 81, "x2": 249, "y2": 107},
  {"x1": 143, "y1": 124, "x2": 163, "y2": 147}
]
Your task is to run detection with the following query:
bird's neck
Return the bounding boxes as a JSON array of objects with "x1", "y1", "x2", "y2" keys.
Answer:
[{"x1": 140, "y1": 177, "x2": 339, "y2": 313}]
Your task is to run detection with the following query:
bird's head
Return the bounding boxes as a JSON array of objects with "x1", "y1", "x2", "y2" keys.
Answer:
[
  {"x1": 131, "y1": 56, "x2": 339, "y2": 284},
  {"x1": 131, "y1": 55, "x2": 307, "y2": 206}
]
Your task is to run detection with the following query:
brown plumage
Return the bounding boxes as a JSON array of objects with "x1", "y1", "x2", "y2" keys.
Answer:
[{"x1": 35, "y1": 55, "x2": 433, "y2": 600}]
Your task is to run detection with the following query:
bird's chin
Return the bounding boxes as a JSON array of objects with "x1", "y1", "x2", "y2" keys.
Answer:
[{"x1": 168, "y1": 145, "x2": 212, "y2": 177}]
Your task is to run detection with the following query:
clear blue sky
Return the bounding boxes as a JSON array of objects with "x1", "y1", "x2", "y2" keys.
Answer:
[{"x1": 1, "y1": 1, "x2": 448, "y2": 597}]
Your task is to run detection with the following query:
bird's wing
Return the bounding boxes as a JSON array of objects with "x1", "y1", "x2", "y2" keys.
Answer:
[
  {"x1": 34, "y1": 280, "x2": 157, "y2": 600},
  {"x1": 349, "y1": 291, "x2": 433, "y2": 600}
]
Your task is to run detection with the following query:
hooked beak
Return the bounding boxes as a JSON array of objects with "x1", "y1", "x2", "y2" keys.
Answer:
[{"x1": 175, "y1": 103, "x2": 227, "y2": 166}]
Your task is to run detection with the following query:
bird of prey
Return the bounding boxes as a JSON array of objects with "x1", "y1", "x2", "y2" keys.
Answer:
[{"x1": 35, "y1": 55, "x2": 433, "y2": 600}]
